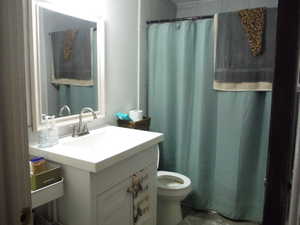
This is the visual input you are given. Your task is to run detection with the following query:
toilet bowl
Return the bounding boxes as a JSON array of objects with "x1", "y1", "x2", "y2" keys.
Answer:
[
  {"x1": 157, "y1": 168, "x2": 192, "y2": 225},
  {"x1": 156, "y1": 146, "x2": 192, "y2": 225}
]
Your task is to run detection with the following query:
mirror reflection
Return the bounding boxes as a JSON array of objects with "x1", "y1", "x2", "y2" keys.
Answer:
[{"x1": 38, "y1": 6, "x2": 99, "y2": 118}]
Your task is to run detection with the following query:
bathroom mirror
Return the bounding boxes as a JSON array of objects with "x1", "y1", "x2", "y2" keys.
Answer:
[{"x1": 30, "y1": 0, "x2": 106, "y2": 130}]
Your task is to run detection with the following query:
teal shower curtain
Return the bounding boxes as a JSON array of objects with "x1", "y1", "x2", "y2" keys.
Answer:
[{"x1": 148, "y1": 19, "x2": 272, "y2": 222}]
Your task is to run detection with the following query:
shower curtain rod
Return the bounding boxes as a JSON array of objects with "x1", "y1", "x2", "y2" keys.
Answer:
[{"x1": 146, "y1": 15, "x2": 214, "y2": 25}]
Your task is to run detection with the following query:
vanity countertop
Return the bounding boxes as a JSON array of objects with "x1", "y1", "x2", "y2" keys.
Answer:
[{"x1": 29, "y1": 126, "x2": 164, "y2": 173}]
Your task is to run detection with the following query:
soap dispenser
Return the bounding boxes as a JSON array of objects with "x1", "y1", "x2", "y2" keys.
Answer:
[
  {"x1": 48, "y1": 115, "x2": 59, "y2": 146},
  {"x1": 38, "y1": 115, "x2": 59, "y2": 148},
  {"x1": 39, "y1": 115, "x2": 50, "y2": 148}
]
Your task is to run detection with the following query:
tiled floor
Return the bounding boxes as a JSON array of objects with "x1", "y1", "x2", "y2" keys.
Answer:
[{"x1": 180, "y1": 208, "x2": 259, "y2": 225}]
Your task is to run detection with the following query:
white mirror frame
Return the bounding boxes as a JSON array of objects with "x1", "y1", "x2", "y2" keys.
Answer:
[{"x1": 29, "y1": 0, "x2": 106, "y2": 131}]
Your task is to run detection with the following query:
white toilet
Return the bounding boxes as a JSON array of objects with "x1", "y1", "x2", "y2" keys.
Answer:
[{"x1": 156, "y1": 150, "x2": 192, "y2": 225}]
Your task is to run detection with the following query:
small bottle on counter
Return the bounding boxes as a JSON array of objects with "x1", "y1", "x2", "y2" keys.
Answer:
[
  {"x1": 48, "y1": 115, "x2": 59, "y2": 146},
  {"x1": 38, "y1": 115, "x2": 59, "y2": 148},
  {"x1": 38, "y1": 115, "x2": 50, "y2": 148}
]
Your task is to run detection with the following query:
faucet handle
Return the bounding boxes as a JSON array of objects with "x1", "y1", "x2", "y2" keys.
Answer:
[{"x1": 72, "y1": 123, "x2": 89, "y2": 137}]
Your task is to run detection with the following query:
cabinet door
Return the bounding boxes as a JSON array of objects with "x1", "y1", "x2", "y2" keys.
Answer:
[{"x1": 96, "y1": 178, "x2": 132, "y2": 225}]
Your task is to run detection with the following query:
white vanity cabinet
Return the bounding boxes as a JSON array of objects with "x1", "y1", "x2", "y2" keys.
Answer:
[
  {"x1": 30, "y1": 126, "x2": 163, "y2": 225},
  {"x1": 96, "y1": 157, "x2": 157, "y2": 225},
  {"x1": 96, "y1": 178, "x2": 133, "y2": 225},
  {"x1": 58, "y1": 147, "x2": 157, "y2": 225}
]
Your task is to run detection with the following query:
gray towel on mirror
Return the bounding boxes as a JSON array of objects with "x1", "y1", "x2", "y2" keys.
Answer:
[
  {"x1": 214, "y1": 8, "x2": 277, "y2": 90},
  {"x1": 50, "y1": 28, "x2": 94, "y2": 86}
]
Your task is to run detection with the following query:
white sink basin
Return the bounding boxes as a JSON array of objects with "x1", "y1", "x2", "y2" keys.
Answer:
[
  {"x1": 30, "y1": 126, "x2": 164, "y2": 172},
  {"x1": 61, "y1": 131, "x2": 110, "y2": 149}
]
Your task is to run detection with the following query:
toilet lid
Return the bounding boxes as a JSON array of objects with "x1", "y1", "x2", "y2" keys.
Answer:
[{"x1": 157, "y1": 171, "x2": 191, "y2": 190}]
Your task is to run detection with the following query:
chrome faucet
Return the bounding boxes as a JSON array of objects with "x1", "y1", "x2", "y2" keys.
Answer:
[
  {"x1": 72, "y1": 107, "x2": 97, "y2": 137},
  {"x1": 59, "y1": 105, "x2": 71, "y2": 117}
]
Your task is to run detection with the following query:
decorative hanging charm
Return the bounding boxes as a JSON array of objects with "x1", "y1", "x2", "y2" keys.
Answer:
[{"x1": 239, "y1": 8, "x2": 266, "y2": 56}]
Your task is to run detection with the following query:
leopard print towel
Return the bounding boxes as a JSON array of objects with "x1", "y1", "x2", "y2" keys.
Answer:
[
  {"x1": 64, "y1": 30, "x2": 78, "y2": 60},
  {"x1": 239, "y1": 8, "x2": 265, "y2": 56}
]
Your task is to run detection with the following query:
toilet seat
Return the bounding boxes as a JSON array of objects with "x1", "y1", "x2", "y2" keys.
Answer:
[{"x1": 157, "y1": 171, "x2": 191, "y2": 190}]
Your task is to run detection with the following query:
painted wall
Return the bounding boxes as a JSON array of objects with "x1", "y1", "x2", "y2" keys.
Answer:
[
  {"x1": 100, "y1": 0, "x2": 176, "y2": 126},
  {"x1": 176, "y1": 0, "x2": 278, "y2": 18},
  {"x1": 28, "y1": 0, "x2": 176, "y2": 141}
]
